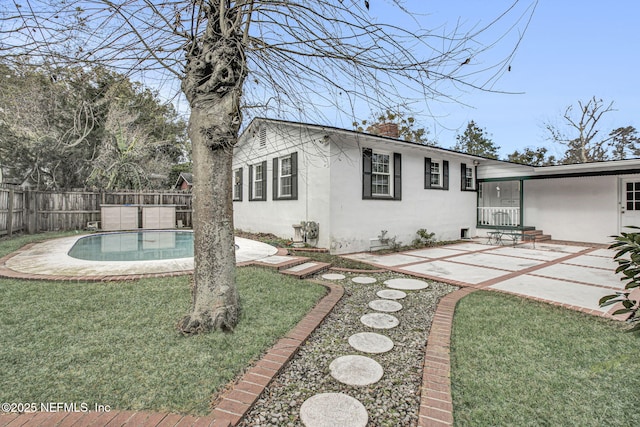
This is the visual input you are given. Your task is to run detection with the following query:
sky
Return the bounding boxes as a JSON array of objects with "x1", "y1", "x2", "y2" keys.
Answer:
[
  {"x1": 370, "y1": 0, "x2": 640, "y2": 159},
  {"x1": 157, "y1": 1, "x2": 638, "y2": 160}
]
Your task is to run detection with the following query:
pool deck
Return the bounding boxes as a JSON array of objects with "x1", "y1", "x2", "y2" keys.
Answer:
[{"x1": 0, "y1": 234, "x2": 278, "y2": 281}]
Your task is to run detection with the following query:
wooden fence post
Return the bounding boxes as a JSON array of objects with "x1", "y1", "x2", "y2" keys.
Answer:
[{"x1": 7, "y1": 187, "x2": 13, "y2": 236}]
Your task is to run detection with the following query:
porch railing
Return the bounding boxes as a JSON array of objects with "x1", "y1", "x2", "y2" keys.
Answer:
[{"x1": 477, "y1": 207, "x2": 521, "y2": 227}]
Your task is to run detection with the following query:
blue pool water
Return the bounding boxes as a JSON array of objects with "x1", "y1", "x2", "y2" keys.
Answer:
[{"x1": 68, "y1": 231, "x2": 194, "y2": 261}]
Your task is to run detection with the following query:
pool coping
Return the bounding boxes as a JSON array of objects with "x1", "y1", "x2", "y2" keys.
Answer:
[{"x1": 0, "y1": 234, "x2": 282, "y2": 282}]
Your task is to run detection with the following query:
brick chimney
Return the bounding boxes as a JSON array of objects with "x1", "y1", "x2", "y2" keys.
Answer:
[{"x1": 367, "y1": 122, "x2": 399, "y2": 138}]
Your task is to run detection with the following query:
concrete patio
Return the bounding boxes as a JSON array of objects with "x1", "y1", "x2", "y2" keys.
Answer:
[{"x1": 343, "y1": 240, "x2": 622, "y2": 317}]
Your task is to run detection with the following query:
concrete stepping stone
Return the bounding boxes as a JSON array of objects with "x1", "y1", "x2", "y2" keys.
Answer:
[
  {"x1": 300, "y1": 393, "x2": 368, "y2": 427},
  {"x1": 351, "y1": 276, "x2": 377, "y2": 284},
  {"x1": 368, "y1": 299, "x2": 403, "y2": 313},
  {"x1": 329, "y1": 355, "x2": 384, "y2": 386},
  {"x1": 348, "y1": 332, "x2": 394, "y2": 354},
  {"x1": 384, "y1": 277, "x2": 430, "y2": 290},
  {"x1": 360, "y1": 312, "x2": 399, "y2": 329},
  {"x1": 376, "y1": 289, "x2": 407, "y2": 300},
  {"x1": 322, "y1": 273, "x2": 346, "y2": 280}
]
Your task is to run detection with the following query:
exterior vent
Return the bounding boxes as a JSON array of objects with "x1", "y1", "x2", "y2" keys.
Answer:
[{"x1": 259, "y1": 126, "x2": 267, "y2": 148}]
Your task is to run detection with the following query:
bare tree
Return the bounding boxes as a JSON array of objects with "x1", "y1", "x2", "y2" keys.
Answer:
[
  {"x1": 544, "y1": 96, "x2": 637, "y2": 164},
  {"x1": 1, "y1": 0, "x2": 538, "y2": 333}
]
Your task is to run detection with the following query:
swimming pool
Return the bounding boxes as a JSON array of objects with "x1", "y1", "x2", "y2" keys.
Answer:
[
  {"x1": 2, "y1": 233, "x2": 279, "y2": 279},
  {"x1": 68, "y1": 230, "x2": 194, "y2": 261}
]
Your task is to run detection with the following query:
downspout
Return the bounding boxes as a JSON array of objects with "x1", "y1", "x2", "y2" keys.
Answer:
[{"x1": 519, "y1": 179, "x2": 524, "y2": 229}]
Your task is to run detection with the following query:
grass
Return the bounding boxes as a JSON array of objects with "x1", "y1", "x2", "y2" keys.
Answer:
[
  {"x1": 0, "y1": 230, "x2": 85, "y2": 257},
  {"x1": 0, "y1": 233, "x2": 326, "y2": 415},
  {"x1": 451, "y1": 291, "x2": 640, "y2": 427}
]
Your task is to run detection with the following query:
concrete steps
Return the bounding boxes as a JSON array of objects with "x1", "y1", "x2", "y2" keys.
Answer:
[
  {"x1": 251, "y1": 255, "x2": 311, "y2": 270},
  {"x1": 523, "y1": 229, "x2": 552, "y2": 242},
  {"x1": 280, "y1": 261, "x2": 331, "y2": 279},
  {"x1": 251, "y1": 253, "x2": 331, "y2": 279}
]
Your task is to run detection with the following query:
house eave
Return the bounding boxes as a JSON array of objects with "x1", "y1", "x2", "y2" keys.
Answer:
[
  {"x1": 478, "y1": 158, "x2": 640, "y2": 181},
  {"x1": 240, "y1": 117, "x2": 496, "y2": 162}
]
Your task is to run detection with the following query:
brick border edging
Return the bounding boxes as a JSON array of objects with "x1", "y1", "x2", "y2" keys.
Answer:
[
  {"x1": 211, "y1": 279, "x2": 344, "y2": 426},
  {"x1": 418, "y1": 287, "x2": 477, "y2": 427}
]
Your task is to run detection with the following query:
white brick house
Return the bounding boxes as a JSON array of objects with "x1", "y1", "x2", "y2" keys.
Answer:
[{"x1": 232, "y1": 118, "x2": 640, "y2": 253}]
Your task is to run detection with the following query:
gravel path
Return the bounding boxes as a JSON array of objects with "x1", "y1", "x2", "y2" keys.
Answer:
[{"x1": 237, "y1": 271, "x2": 458, "y2": 427}]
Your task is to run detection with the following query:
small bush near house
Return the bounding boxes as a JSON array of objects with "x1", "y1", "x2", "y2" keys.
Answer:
[
  {"x1": 412, "y1": 228, "x2": 437, "y2": 247},
  {"x1": 600, "y1": 226, "x2": 640, "y2": 332},
  {"x1": 378, "y1": 230, "x2": 402, "y2": 251}
]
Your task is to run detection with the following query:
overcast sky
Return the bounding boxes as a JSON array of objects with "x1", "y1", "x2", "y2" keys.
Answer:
[{"x1": 386, "y1": 0, "x2": 640, "y2": 158}]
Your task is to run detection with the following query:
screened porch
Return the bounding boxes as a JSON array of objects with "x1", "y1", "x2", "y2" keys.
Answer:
[{"x1": 477, "y1": 180, "x2": 522, "y2": 228}]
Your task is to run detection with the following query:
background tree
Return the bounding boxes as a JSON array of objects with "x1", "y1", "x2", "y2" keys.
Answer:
[
  {"x1": 545, "y1": 97, "x2": 639, "y2": 164},
  {"x1": 0, "y1": 61, "x2": 101, "y2": 188},
  {"x1": 610, "y1": 126, "x2": 640, "y2": 160},
  {"x1": 506, "y1": 146, "x2": 557, "y2": 166},
  {"x1": 0, "y1": 61, "x2": 187, "y2": 189},
  {"x1": 452, "y1": 120, "x2": 500, "y2": 159},
  {"x1": 353, "y1": 109, "x2": 436, "y2": 146},
  {"x1": 2, "y1": 0, "x2": 537, "y2": 333}
]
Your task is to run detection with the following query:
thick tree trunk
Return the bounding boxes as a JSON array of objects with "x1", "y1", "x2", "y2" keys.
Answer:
[
  {"x1": 177, "y1": 107, "x2": 239, "y2": 334},
  {"x1": 177, "y1": 3, "x2": 247, "y2": 334}
]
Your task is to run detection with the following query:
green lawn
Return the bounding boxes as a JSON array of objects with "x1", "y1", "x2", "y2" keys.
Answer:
[
  {"x1": 0, "y1": 233, "x2": 326, "y2": 415},
  {"x1": 451, "y1": 291, "x2": 640, "y2": 427}
]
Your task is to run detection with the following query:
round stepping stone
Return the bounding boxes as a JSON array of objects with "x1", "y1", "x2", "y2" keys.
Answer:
[
  {"x1": 329, "y1": 355, "x2": 384, "y2": 386},
  {"x1": 300, "y1": 393, "x2": 368, "y2": 427},
  {"x1": 360, "y1": 312, "x2": 399, "y2": 329},
  {"x1": 351, "y1": 276, "x2": 377, "y2": 284},
  {"x1": 322, "y1": 273, "x2": 346, "y2": 280},
  {"x1": 376, "y1": 289, "x2": 407, "y2": 300},
  {"x1": 368, "y1": 299, "x2": 403, "y2": 313},
  {"x1": 348, "y1": 332, "x2": 394, "y2": 354},
  {"x1": 384, "y1": 278, "x2": 430, "y2": 290}
]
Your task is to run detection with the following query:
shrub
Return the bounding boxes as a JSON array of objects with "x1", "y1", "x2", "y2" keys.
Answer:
[
  {"x1": 412, "y1": 228, "x2": 436, "y2": 247},
  {"x1": 600, "y1": 226, "x2": 640, "y2": 332}
]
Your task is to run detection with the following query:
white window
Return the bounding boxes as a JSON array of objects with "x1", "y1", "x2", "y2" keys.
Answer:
[
  {"x1": 279, "y1": 155, "x2": 292, "y2": 197},
  {"x1": 253, "y1": 163, "x2": 264, "y2": 198},
  {"x1": 465, "y1": 167, "x2": 474, "y2": 190},
  {"x1": 430, "y1": 161, "x2": 441, "y2": 187},
  {"x1": 233, "y1": 168, "x2": 242, "y2": 201},
  {"x1": 372, "y1": 152, "x2": 391, "y2": 196}
]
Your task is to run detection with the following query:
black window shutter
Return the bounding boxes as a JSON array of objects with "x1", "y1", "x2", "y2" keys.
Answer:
[
  {"x1": 261, "y1": 160, "x2": 268, "y2": 200},
  {"x1": 424, "y1": 157, "x2": 432, "y2": 189},
  {"x1": 443, "y1": 160, "x2": 449, "y2": 190},
  {"x1": 291, "y1": 152, "x2": 298, "y2": 200},
  {"x1": 461, "y1": 163, "x2": 467, "y2": 190},
  {"x1": 237, "y1": 167, "x2": 243, "y2": 201},
  {"x1": 393, "y1": 152, "x2": 402, "y2": 200},
  {"x1": 248, "y1": 165, "x2": 253, "y2": 200},
  {"x1": 362, "y1": 148, "x2": 372, "y2": 199},
  {"x1": 272, "y1": 157, "x2": 278, "y2": 200}
]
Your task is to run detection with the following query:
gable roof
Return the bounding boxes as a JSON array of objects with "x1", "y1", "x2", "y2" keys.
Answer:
[
  {"x1": 241, "y1": 117, "x2": 640, "y2": 179},
  {"x1": 240, "y1": 117, "x2": 498, "y2": 163},
  {"x1": 174, "y1": 172, "x2": 193, "y2": 189}
]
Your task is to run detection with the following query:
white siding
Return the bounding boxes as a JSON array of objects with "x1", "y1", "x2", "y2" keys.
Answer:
[
  {"x1": 523, "y1": 176, "x2": 618, "y2": 244},
  {"x1": 232, "y1": 122, "x2": 332, "y2": 247},
  {"x1": 328, "y1": 138, "x2": 478, "y2": 254}
]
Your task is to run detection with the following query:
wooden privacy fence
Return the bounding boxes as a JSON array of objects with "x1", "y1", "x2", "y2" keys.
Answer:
[
  {"x1": 0, "y1": 186, "x2": 193, "y2": 236},
  {"x1": 0, "y1": 185, "x2": 25, "y2": 236}
]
